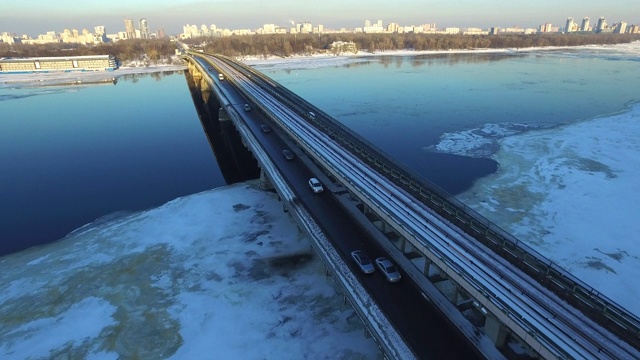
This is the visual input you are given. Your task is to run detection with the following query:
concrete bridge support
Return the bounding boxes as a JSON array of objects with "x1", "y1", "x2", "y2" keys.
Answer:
[
  {"x1": 259, "y1": 169, "x2": 274, "y2": 190},
  {"x1": 485, "y1": 314, "x2": 508, "y2": 349},
  {"x1": 219, "y1": 107, "x2": 230, "y2": 122}
]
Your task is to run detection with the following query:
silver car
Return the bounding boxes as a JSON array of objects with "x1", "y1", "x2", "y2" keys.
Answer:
[
  {"x1": 308, "y1": 177, "x2": 323, "y2": 193},
  {"x1": 375, "y1": 257, "x2": 401, "y2": 283},
  {"x1": 351, "y1": 250, "x2": 375, "y2": 274}
]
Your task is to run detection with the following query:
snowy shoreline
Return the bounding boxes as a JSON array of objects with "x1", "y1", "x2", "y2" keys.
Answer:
[
  {"x1": 242, "y1": 41, "x2": 640, "y2": 65},
  {"x1": 0, "y1": 64, "x2": 187, "y2": 88},
  {"x1": 2, "y1": 41, "x2": 638, "y2": 87}
]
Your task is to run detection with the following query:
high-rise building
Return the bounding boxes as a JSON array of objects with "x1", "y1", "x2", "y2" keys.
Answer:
[
  {"x1": 538, "y1": 23, "x2": 553, "y2": 33},
  {"x1": 580, "y1": 17, "x2": 590, "y2": 32},
  {"x1": 614, "y1": 21, "x2": 627, "y2": 34},
  {"x1": 139, "y1": 18, "x2": 150, "y2": 39},
  {"x1": 596, "y1": 17, "x2": 607, "y2": 33},
  {"x1": 124, "y1": 19, "x2": 136, "y2": 39},
  {"x1": 565, "y1": 17, "x2": 575, "y2": 33},
  {"x1": 300, "y1": 22, "x2": 312, "y2": 34}
]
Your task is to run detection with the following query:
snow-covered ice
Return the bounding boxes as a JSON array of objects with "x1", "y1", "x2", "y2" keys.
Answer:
[
  {"x1": 0, "y1": 64, "x2": 187, "y2": 88},
  {"x1": 0, "y1": 182, "x2": 378, "y2": 359},
  {"x1": 452, "y1": 103, "x2": 640, "y2": 315}
]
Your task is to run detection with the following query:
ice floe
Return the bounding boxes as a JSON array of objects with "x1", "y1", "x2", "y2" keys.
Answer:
[{"x1": 0, "y1": 182, "x2": 377, "y2": 359}]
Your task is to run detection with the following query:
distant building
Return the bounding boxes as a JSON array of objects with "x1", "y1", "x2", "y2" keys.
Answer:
[
  {"x1": 538, "y1": 23, "x2": 553, "y2": 33},
  {"x1": 489, "y1": 27, "x2": 500, "y2": 35},
  {"x1": 0, "y1": 55, "x2": 118, "y2": 73},
  {"x1": 139, "y1": 18, "x2": 150, "y2": 39},
  {"x1": 124, "y1": 19, "x2": 136, "y2": 39},
  {"x1": 614, "y1": 21, "x2": 627, "y2": 34},
  {"x1": 363, "y1": 20, "x2": 385, "y2": 33},
  {"x1": 300, "y1": 22, "x2": 312, "y2": 34},
  {"x1": 330, "y1": 41, "x2": 357, "y2": 54},
  {"x1": 565, "y1": 17, "x2": 575, "y2": 33},
  {"x1": 596, "y1": 17, "x2": 607, "y2": 33},
  {"x1": 94, "y1": 26, "x2": 107, "y2": 43},
  {"x1": 580, "y1": 17, "x2": 590, "y2": 32},
  {"x1": 503, "y1": 27, "x2": 525, "y2": 34},
  {"x1": 262, "y1": 24, "x2": 276, "y2": 34},
  {"x1": 422, "y1": 23, "x2": 437, "y2": 32},
  {"x1": 1, "y1": 32, "x2": 18, "y2": 44},
  {"x1": 463, "y1": 27, "x2": 488, "y2": 35}
]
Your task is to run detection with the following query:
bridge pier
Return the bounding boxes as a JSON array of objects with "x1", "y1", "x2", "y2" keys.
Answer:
[
  {"x1": 259, "y1": 169, "x2": 274, "y2": 190},
  {"x1": 485, "y1": 314, "x2": 508, "y2": 349},
  {"x1": 219, "y1": 107, "x2": 230, "y2": 122}
]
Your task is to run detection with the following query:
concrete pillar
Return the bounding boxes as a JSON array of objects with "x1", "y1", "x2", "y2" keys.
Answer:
[
  {"x1": 451, "y1": 286, "x2": 460, "y2": 304},
  {"x1": 259, "y1": 169, "x2": 273, "y2": 190},
  {"x1": 423, "y1": 258, "x2": 431, "y2": 275},
  {"x1": 484, "y1": 314, "x2": 508, "y2": 348},
  {"x1": 218, "y1": 107, "x2": 230, "y2": 122}
]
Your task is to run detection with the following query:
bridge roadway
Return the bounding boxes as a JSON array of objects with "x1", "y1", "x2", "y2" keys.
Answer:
[
  {"x1": 191, "y1": 56, "x2": 481, "y2": 359},
  {"x1": 186, "y1": 52, "x2": 640, "y2": 359}
]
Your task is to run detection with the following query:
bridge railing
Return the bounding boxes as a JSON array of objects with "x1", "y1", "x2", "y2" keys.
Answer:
[{"x1": 203, "y1": 53, "x2": 640, "y2": 351}]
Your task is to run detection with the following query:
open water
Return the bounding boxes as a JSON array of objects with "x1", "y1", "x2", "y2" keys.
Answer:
[
  {"x1": 2, "y1": 43, "x2": 640, "y2": 255},
  {"x1": 0, "y1": 71, "x2": 224, "y2": 255}
]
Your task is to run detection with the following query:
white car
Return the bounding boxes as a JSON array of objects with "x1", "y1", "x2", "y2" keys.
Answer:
[
  {"x1": 375, "y1": 257, "x2": 401, "y2": 283},
  {"x1": 351, "y1": 250, "x2": 375, "y2": 274},
  {"x1": 308, "y1": 178, "x2": 323, "y2": 193}
]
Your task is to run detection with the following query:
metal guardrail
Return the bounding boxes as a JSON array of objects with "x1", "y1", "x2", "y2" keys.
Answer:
[{"x1": 192, "y1": 53, "x2": 640, "y2": 353}]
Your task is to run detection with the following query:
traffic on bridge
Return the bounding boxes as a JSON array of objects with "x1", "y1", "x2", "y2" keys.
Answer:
[{"x1": 181, "y1": 48, "x2": 640, "y2": 360}]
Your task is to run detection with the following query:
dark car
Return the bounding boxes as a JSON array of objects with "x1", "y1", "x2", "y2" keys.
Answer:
[
  {"x1": 351, "y1": 250, "x2": 375, "y2": 274},
  {"x1": 244, "y1": 104, "x2": 252, "y2": 112},
  {"x1": 208, "y1": 66, "x2": 213, "y2": 71},
  {"x1": 282, "y1": 149, "x2": 295, "y2": 160},
  {"x1": 260, "y1": 124, "x2": 271, "y2": 133}
]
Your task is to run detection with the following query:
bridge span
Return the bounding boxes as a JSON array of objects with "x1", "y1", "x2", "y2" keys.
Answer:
[{"x1": 182, "y1": 50, "x2": 640, "y2": 360}]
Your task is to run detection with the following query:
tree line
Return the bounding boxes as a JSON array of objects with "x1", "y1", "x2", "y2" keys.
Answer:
[
  {"x1": 185, "y1": 33, "x2": 640, "y2": 57},
  {"x1": 0, "y1": 39, "x2": 177, "y2": 64},
  {"x1": 1, "y1": 33, "x2": 638, "y2": 63}
]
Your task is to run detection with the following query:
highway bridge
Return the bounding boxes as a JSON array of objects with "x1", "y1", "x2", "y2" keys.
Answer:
[{"x1": 181, "y1": 50, "x2": 640, "y2": 360}]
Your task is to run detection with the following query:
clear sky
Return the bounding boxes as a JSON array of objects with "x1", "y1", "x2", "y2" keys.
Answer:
[{"x1": 1, "y1": 0, "x2": 638, "y2": 37}]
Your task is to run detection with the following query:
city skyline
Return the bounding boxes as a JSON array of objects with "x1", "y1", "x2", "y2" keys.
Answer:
[{"x1": 1, "y1": 0, "x2": 638, "y2": 38}]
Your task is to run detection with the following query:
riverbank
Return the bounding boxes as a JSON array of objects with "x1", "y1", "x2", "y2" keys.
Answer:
[
  {"x1": 3, "y1": 41, "x2": 638, "y2": 87},
  {"x1": 241, "y1": 40, "x2": 640, "y2": 67},
  {"x1": 0, "y1": 64, "x2": 187, "y2": 88}
]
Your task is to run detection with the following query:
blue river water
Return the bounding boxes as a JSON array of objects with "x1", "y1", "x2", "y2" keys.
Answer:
[
  {"x1": 2, "y1": 44, "x2": 639, "y2": 255},
  {"x1": 0, "y1": 71, "x2": 225, "y2": 255}
]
